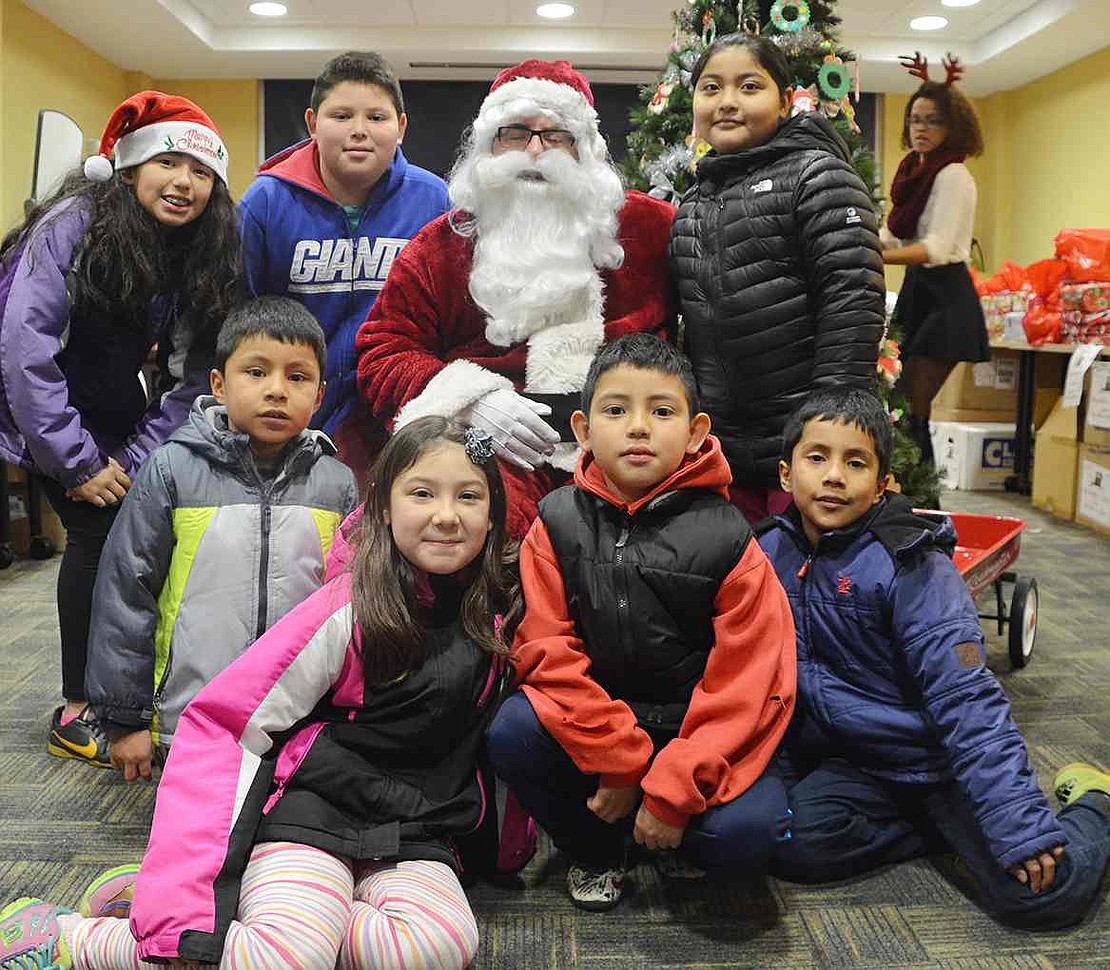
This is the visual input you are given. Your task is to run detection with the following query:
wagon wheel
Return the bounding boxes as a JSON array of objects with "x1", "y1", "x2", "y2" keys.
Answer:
[{"x1": 1008, "y1": 577, "x2": 1038, "y2": 669}]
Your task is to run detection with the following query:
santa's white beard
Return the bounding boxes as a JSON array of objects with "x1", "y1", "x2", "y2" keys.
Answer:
[{"x1": 453, "y1": 149, "x2": 623, "y2": 347}]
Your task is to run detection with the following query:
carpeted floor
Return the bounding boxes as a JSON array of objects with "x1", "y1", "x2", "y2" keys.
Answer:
[{"x1": 1, "y1": 488, "x2": 1107, "y2": 968}]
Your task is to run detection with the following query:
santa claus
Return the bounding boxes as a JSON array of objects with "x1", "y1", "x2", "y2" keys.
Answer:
[{"x1": 356, "y1": 59, "x2": 675, "y2": 537}]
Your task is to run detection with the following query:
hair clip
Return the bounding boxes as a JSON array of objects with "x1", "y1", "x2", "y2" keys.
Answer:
[{"x1": 464, "y1": 426, "x2": 496, "y2": 465}]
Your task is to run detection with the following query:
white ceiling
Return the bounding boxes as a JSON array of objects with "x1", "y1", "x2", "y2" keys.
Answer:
[{"x1": 18, "y1": 0, "x2": 1110, "y2": 95}]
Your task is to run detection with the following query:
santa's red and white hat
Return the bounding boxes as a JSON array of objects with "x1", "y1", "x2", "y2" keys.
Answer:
[
  {"x1": 84, "y1": 91, "x2": 228, "y2": 185},
  {"x1": 474, "y1": 60, "x2": 606, "y2": 162}
]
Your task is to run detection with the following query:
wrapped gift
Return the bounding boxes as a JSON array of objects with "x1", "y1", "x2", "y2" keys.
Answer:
[
  {"x1": 980, "y1": 291, "x2": 1031, "y2": 340},
  {"x1": 1060, "y1": 281, "x2": 1110, "y2": 314}
]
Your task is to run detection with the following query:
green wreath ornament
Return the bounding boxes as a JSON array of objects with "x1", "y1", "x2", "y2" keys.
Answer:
[{"x1": 770, "y1": 0, "x2": 811, "y2": 33}]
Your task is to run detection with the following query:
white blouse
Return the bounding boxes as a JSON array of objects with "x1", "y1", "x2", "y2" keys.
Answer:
[{"x1": 880, "y1": 162, "x2": 977, "y2": 267}]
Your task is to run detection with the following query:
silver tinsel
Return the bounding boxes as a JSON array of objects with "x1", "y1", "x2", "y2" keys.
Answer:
[
  {"x1": 770, "y1": 25, "x2": 823, "y2": 57},
  {"x1": 645, "y1": 142, "x2": 695, "y2": 182}
]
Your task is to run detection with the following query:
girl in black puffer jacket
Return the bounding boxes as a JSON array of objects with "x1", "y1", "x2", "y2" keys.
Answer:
[{"x1": 670, "y1": 33, "x2": 885, "y2": 523}]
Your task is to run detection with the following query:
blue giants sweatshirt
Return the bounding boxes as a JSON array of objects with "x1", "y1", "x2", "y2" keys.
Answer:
[{"x1": 239, "y1": 140, "x2": 450, "y2": 433}]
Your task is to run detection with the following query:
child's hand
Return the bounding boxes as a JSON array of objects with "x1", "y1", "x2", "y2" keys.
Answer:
[
  {"x1": 586, "y1": 785, "x2": 639, "y2": 823},
  {"x1": 1008, "y1": 845, "x2": 1064, "y2": 894},
  {"x1": 110, "y1": 729, "x2": 154, "y2": 782},
  {"x1": 66, "y1": 458, "x2": 131, "y2": 506},
  {"x1": 633, "y1": 805, "x2": 686, "y2": 851}
]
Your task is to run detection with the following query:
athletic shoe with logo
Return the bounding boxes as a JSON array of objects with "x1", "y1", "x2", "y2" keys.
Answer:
[
  {"x1": 0, "y1": 897, "x2": 72, "y2": 969},
  {"x1": 1053, "y1": 763, "x2": 1110, "y2": 806},
  {"x1": 566, "y1": 862, "x2": 625, "y2": 912},
  {"x1": 47, "y1": 706, "x2": 110, "y2": 768},
  {"x1": 78, "y1": 864, "x2": 140, "y2": 919}
]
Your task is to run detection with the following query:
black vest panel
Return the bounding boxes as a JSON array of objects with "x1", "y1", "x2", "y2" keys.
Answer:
[{"x1": 538, "y1": 485, "x2": 752, "y2": 729}]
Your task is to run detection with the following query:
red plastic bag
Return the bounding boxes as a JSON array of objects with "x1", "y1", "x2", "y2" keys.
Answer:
[
  {"x1": 979, "y1": 261, "x2": 1027, "y2": 294},
  {"x1": 1022, "y1": 294, "x2": 1062, "y2": 345},
  {"x1": 1055, "y1": 229, "x2": 1110, "y2": 283},
  {"x1": 1023, "y1": 258, "x2": 1068, "y2": 298}
]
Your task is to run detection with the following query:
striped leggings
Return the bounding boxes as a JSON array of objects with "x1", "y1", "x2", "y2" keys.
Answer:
[{"x1": 61, "y1": 841, "x2": 479, "y2": 969}]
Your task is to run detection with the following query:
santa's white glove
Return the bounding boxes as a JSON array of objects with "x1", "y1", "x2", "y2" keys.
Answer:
[{"x1": 464, "y1": 389, "x2": 560, "y2": 471}]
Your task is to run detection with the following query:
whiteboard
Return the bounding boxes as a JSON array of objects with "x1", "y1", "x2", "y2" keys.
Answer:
[{"x1": 31, "y1": 110, "x2": 84, "y2": 201}]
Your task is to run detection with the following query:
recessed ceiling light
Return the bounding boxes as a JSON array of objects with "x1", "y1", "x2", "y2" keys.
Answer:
[
  {"x1": 910, "y1": 16, "x2": 948, "y2": 30},
  {"x1": 249, "y1": 2, "x2": 287, "y2": 16},
  {"x1": 536, "y1": 3, "x2": 575, "y2": 19},
  {"x1": 942, "y1": 0, "x2": 981, "y2": 7}
]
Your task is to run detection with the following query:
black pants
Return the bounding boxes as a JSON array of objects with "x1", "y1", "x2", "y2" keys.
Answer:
[{"x1": 36, "y1": 476, "x2": 120, "y2": 702}]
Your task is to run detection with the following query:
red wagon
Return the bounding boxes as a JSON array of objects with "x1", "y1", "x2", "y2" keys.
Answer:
[{"x1": 918, "y1": 511, "x2": 1038, "y2": 669}]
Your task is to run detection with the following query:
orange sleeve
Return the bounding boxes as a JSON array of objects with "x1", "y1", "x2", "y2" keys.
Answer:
[
  {"x1": 513, "y1": 519, "x2": 654, "y2": 787},
  {"x1": 640, "y1": 539, "x2": 797, "y2": 827}
]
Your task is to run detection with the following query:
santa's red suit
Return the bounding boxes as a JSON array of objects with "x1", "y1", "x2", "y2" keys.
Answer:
[{"x1": 355, "y1": 190, "x2": 675, "y2": 537}]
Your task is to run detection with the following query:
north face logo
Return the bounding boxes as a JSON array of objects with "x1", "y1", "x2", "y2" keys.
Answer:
[
  {"x1": 750, "y1": 178, "x2": 773, "y2": 193},
  {"x1": 836, "y1": 575, "x2": 852, "y2": 595}
]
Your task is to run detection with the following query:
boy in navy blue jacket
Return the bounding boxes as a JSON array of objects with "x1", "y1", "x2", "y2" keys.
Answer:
[
  {"x1": 239, "y1": 51, "x2": 450, "y2": 461},
  {"x1": 757, "y1": 386, "x2": 1110, "y2": 929}
]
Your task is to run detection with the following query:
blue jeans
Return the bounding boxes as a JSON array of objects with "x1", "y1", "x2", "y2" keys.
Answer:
[
  {"x1": 771, "y1": 755, "x2": 1110, "y2": 930},
  {"x1": 487, "y1": 691, "x2": 791, "y2": 871}
]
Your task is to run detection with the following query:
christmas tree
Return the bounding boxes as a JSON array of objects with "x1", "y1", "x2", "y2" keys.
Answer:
[
  {"x1": 624, "y1": 0, "x2": 873, "y2": 202},
  {"x1": 625, "y1": 0, "x2": 941, "y2": 506}
]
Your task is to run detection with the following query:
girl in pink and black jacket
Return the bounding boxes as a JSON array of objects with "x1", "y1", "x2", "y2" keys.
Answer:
[{"x1": 0, "y1": 416, "x2": 523, "y2": 970}]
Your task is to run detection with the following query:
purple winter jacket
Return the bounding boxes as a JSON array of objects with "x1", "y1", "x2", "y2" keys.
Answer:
[{"x1": 0, "y1": 198, "x2": 211, "y2": 489}]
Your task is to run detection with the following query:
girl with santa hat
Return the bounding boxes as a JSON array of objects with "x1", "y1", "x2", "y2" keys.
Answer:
[{"x1": 0, "y1": 90, "x2": 240, "y2": 767}]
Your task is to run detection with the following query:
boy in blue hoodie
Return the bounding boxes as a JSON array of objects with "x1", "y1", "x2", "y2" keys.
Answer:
[
  {"x1": 757, "y1": 386, "x2": 1110, "y2": 930},
  {"x1": 239, "y1": 51, "x2": 450, "y2": 460}
]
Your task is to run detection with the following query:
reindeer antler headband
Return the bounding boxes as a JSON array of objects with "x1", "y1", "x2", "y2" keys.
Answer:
[{"x1": 898, "y1": 51, "x2": 964, "y2": 86}]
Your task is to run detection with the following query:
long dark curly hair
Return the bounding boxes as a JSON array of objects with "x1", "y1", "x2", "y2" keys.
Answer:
[
  {"x1": 1, "y1": 166, "x2": 240, "y2": 347},
  {"x1": 350, "y1": 416, "x2": 522, "y2": 687}
]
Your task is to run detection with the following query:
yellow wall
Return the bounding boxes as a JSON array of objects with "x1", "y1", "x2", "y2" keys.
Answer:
[
  {"x1": 1, "y1": 0, "x2": 258, "y2": 233},
  {"x1": 1, "y1": 0, "x2": 126, "y2": 229},
  {"x1": 880, "y1": 44, "x2": 1110, "y2": 287}
]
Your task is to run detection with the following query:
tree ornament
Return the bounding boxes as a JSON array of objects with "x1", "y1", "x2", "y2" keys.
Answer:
[
  {"x1": 648, "y1": 80, "x2": 676, "y2": 116},
  {"x1": 791, "y1": 86, "x2": 818, "y2": 116},
  {"x1": 817, "y1": 55, "x2": 851, "y2": 100},
  {"x1": 770, "y1": 1, "x2": 811, "y2": 33},
  {"x1": 701, "y1": 9, "x2": 717, "y2": 45}
]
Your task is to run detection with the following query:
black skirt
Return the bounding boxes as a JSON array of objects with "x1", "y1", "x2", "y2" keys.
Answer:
[{"x1": 893, "y1": 262, "x2": 990, "y2": 362}]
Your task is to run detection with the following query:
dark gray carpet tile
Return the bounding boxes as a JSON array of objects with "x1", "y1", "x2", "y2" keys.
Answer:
[{"x1": 2, "y1": 486, "x2": 1109, "y2": 967}]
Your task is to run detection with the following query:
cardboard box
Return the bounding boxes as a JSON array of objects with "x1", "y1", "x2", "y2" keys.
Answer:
[
  {"x1": 930, "y1": 421, "x2": 1017, "y2": 491},
  {"x1": 1076, "y1": 444, "x2": 1110, "y2": 537},
  {"x1": 3, "y1": 467, "x2": 66, "y2": 556},
  {"x1": 931, "y1": 349, "x2": 1064, "y2": 420},
  {"x1": 1083, "y1": 360, "x2": 1110, "y2": 449},
  {"x1": 1032, "y1": 398, "x2": 1080, "y2": 520}
]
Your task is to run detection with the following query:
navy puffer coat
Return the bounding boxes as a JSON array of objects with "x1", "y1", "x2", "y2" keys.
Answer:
[{"x1": 756, "y1": 494, "x2": 1065, "y2": 869}]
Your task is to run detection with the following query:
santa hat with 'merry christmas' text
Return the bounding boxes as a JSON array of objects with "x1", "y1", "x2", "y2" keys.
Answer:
[
  {"x1": 472, "y1": 60, "x2": 608, "y2": 165},
  {"x1": 84, "y1": 91, "x2": 229, "y2": 185}
]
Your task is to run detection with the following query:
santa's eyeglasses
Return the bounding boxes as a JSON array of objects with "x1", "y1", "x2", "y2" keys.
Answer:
[{"x1": 495, "y1": 126, "x2": 577, "y2": 150}]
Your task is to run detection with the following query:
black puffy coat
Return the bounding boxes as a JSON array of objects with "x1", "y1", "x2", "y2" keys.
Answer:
[{"x1": 670, "y1": 113, "x2": 885, "y2": 488}]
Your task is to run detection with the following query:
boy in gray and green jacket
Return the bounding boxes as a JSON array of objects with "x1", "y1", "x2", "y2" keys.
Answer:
[{"x1": 85, "y1": 297, "x2": 358, "y2": 779}]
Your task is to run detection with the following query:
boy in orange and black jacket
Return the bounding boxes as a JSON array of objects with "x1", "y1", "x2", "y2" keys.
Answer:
[{"x1": 487, "y1": 333, "x2": 796, "y2": 911}]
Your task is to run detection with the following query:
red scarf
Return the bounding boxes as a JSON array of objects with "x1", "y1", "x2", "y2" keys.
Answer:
[{"x1": 886, "y1": 150, "x2": 966, "y2": 241}]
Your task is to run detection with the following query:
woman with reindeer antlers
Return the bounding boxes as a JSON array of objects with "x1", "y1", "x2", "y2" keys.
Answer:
[{"x1": 882, "y1": 52, "x2": 988, "y2": 469}]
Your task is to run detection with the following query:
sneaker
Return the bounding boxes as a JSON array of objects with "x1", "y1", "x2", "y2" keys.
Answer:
[
  {"x1": 47, "y1": 706, "x2": 110, "y2": 768},
  {"x1": 1053, "y1": 763, "x2": 1110, "y2": 806},
  {"x1": 0, "y1": 897, "x2": 72, "y2": 969},
  {"x1": 652, "y1": 851, "x2": 706, "y2": 881},
  {"x1": 78, "y1": 864, "x2": 140, "y2": 919},
  {"x1": 566, "y1": 862, "x2": 625, "y2": 912}
]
